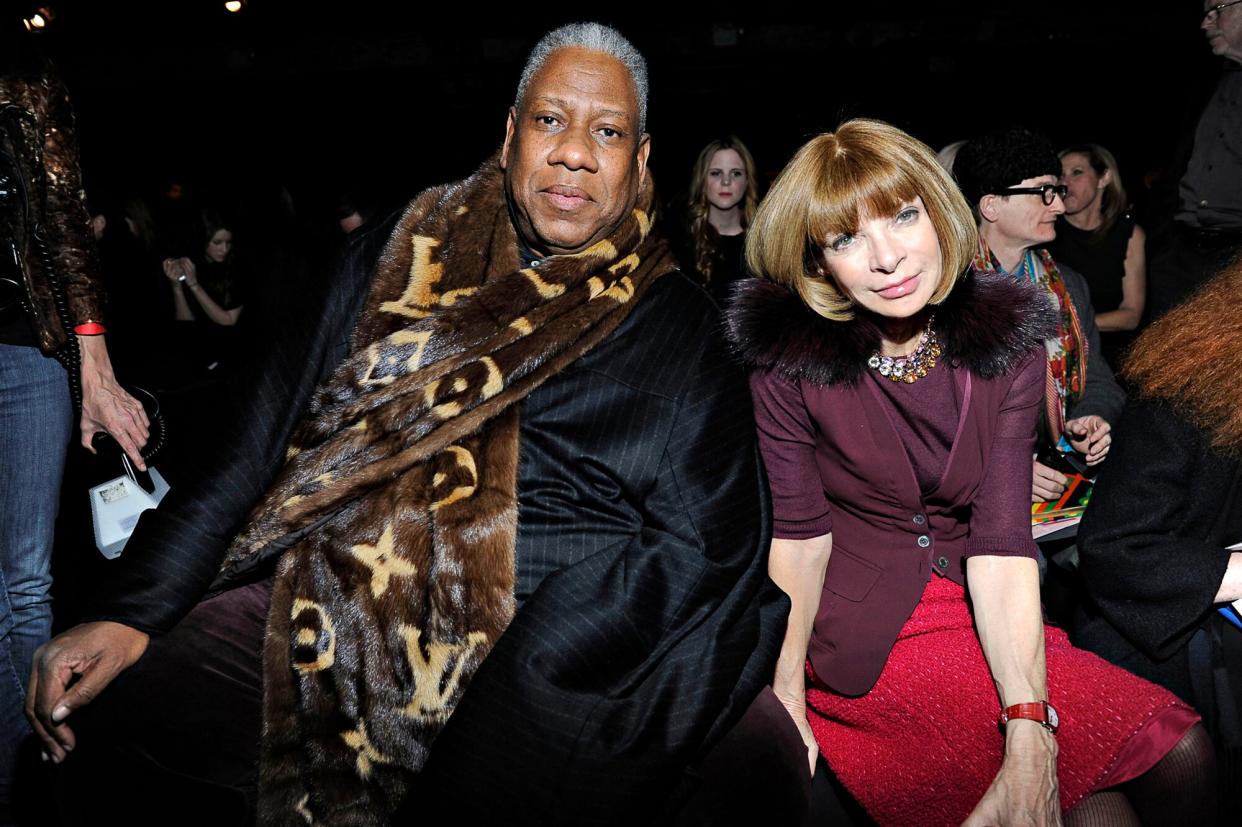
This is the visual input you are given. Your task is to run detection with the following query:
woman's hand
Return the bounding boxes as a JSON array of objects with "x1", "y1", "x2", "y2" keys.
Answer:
[
  {"x1": 1064, "y1": 416, "x2": 1111, "y2": 465},
  {"x1": 774, "y1": 687, "x2": 819, "y2": 776},
  {"x1": 78, "y1": 334, "x2": 150, "y2": 470},
  {"x1": 768, "y1": 535, "x2": 832, "y2": 777},
  {"x1": 962, "y1": 722, "x2": 1061, "y2": 827},
  {"x1": 1031, "y1": 461, "x2": 1067, "y2": 503},
  {"x1": 161, "y1": 256, "x2": 196, "y2": 285}
]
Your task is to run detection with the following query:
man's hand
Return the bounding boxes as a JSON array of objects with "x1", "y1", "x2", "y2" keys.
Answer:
[
  {"x1": 25, "y1": 621, "x2": 150, "y2": 762},
  {"x1": 78, "y1": 334, "x2": 150, "y2": 471},
  {"x1": 1032, "y1": 461, "x2": 1068, "y2": 503},
  {"x1": 962, "y1": 723, "x2": 1061, "y2": 827},
  {"x1": 1064, "y1": 416, "x2": 1111, "y2": 466}
]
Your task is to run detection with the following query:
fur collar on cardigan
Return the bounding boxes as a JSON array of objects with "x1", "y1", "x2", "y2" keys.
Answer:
[{"x1": 725, "y1": 269, "x2": 1058, "y2": 386}]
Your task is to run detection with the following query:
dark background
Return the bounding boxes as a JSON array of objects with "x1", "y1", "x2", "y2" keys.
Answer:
[{"x1": 17, "y1": 0, "x2": 1220, "y2": 226}]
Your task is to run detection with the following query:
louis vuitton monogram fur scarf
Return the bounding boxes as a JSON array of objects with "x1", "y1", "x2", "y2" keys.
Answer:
[{"x1": 216, "y1": 152, "x2": 676, "y2": 825}]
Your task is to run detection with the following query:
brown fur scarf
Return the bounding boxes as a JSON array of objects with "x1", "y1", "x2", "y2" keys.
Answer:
[{"x1": 216, "y1": 152, "x2": 675, "y2": 825}]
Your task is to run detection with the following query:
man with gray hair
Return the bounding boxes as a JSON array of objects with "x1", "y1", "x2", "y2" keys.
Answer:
[{"x1": 28, "y1": 22, "x2": 796, "y2": 826}]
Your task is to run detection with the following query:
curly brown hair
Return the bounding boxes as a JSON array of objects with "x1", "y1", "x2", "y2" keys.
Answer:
[{"x1": 1125, "y1": 257, "x2": 1242, "y2": 453}]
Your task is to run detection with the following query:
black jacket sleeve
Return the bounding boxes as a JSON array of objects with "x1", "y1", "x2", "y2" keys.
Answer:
[
  {"x1": 1077, "y1": 397, "x2": 1238, "y2": 660},
  {"x1": 82, "y1": 215, "x2": 398, "y2": 634}
]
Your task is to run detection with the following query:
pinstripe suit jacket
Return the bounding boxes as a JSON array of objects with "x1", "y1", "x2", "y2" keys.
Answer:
[{"x1": 84, "y1": 217, "x2": 786, "y2": 823}]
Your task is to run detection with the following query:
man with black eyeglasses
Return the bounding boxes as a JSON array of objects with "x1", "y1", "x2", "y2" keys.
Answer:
[
  {"x1": 954, "y1": 127, "x2": 1124, "y2": 507},
  {"x1": 1147, "y1": 0, "x2": 1242, "y2": 318}
]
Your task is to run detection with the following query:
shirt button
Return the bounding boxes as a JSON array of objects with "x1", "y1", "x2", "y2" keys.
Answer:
[
  {"x1": 1201, "y1": 199, "x2": 1210, "y2": 207},
  {"x1": 912, "y1": 514, "x2": 926, "y2": 526},
  {"x1": 917, "y1": 535, "x2": 931, "y2": 548},
  {"x1": 937, "y1": 555, "x2": 950, "y2": 568}
]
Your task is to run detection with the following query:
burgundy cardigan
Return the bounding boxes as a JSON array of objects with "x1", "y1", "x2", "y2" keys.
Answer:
[{"x1": 728, "y1": 271, "x2": 1057, "y2": 696}]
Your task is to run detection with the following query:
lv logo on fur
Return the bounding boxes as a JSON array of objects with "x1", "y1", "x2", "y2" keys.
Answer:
[{"x1": 214, "y1": 152, "x2": 676, "y2": 825}]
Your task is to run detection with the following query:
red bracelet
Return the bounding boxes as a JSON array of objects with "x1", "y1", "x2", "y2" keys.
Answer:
[{"x1": 73, "y1": 322, "x2": 107, "y2": 335}]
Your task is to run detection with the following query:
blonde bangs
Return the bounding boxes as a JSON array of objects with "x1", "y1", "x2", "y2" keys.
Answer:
[
  {"x1": 804, "y1": 157, "x2": 922, "y2": 247},
  {"x1": 747, "y1": 119, "x2": 978, "y2": 322}
]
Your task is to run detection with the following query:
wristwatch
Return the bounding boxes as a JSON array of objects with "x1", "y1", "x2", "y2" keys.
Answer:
[{"x1": 998, "y1": 701, "x2": 1059, "y2": 734}]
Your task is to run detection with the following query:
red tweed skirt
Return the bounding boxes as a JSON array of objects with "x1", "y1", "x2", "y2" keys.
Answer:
[{"x1": 805, "y1": 576, "x2": 1198, "y2": 827}]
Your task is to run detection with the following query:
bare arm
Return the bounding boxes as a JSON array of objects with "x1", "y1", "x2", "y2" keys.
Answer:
[
  {"x1": 163, "y1": 258, "x2": 243, "y2": 326},
  {"x1": 962, "y1": 555, "x2": 1061, "y2": 827},
  {"x1": 164, "y1": 258, "x2": 196, "y2": 321},
  {"x1": 769, "y1": 534, "x2": 832, "y2": 774},
  {"x1": 1095, "y1": 226, "x2": 1146, "y2": 332}
]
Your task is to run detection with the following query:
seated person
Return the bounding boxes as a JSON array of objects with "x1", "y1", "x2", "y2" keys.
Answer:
[
  {"x1": 1074, "y1": 258, "x2": 1242, "y2": 818},
  {"x1": 730, "y1": 116, "x2": 1212, "y2": 827},
  {"x1": 954, "y1": 127, "x2": 1125, "y2": 503},
  {"x1": 1048, "y1": 143, "x2": 1146, "y2": 369},
  {"x1": 27, "y1": 23, "x2": 794, "y2": 826}
]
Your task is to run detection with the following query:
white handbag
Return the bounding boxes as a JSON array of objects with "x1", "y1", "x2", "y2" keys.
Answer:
[
  {"x1": 89, "y1": 456, "x2": 170, "y2": 559},
  {"x1": 87, "y1": 386, "x2": 169, "y2": 559}
]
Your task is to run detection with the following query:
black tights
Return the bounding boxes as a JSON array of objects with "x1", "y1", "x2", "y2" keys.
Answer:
[{"x1": 1066, "y1": 724, "x2": 1216, "y2": 826}]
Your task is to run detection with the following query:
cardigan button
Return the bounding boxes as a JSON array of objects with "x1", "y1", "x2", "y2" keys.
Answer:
[
  {"x1": 917, "y1": 535, "x2": 931, "y2": 548},
  {"x1": 937, "y1": 555, "x2": 950, "y2": 569},
  {"x1": 912, "y1": 514, "x2": 926, "y2": 526}
]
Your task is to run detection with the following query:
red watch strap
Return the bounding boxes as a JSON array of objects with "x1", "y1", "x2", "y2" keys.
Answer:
[
  {"x1": 999, "y1": 701, "x2": 1057, "y2": 733},
  {"x1": 73, "y1": 322, "x2": 107, "y2": 335}
]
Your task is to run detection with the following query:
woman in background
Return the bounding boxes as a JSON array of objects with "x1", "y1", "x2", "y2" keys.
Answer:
[
  {"x1": 685, "y1": 135, "x2": 758, "y2": 305},
  {"x1": 1048, "y1": 144, "x2": 1146, "y2": 366},
  {"x1": 162, "y1": 212, "x2": 246, "y2": 373}
]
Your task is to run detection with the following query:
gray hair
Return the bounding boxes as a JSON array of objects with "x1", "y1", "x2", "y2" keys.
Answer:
[{"x1": 514, "y1": 22, "x2": 649, "y2": 134}]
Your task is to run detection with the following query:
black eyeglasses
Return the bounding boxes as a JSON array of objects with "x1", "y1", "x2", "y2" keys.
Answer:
[
  {"x1": 1204, "y1": 0, "x2": 1242, "y2": 24},
  {"x1": 994, "y1": 184, "x2": 1068, "y2": 206}
]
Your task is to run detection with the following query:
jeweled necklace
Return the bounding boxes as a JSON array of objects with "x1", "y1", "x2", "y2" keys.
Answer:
[{"x1": 867, "y1": 315, "x2": 940, "y2": 384}]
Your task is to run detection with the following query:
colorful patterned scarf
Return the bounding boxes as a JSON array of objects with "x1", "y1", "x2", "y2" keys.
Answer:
[{"x1": 973, "y1": 239, "x2": 1087, "y2": 442}]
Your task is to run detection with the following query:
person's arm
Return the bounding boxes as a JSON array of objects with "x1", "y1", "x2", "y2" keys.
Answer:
[
  {"x1": 1078, "y1": 398, "x2": 1239, "y2": 659},
  {"x1": 25, "y1": 210, "x2": 402, "y2": 760},
  {"x1": 164, "y1": 257, "x2": 243, "y2": 326},
  {"x1": 37, "y1": 73, "x2": 150, "y2": 466},
  {"x1": 746, "y1": 367, "x2": 836, "y2": 773},
  {"x1": 1095, "y1": 225, "x2": 1146, "y2": 332},
  {"x1": 164, "y1": 258, "x2": 196, "y2": 321},
  {"x1": 962, "y1": 352, "x2": 1059, "y2": 826},
  {"x1": 963, "y1": 556, "x2": 1060, "y2": 827},
  {"x1": 1060, "y1": 263, "x2": 1125, "y2": 425},
  {"x1": 769, "y1": 535, "x2": 831, "y2": 774}
]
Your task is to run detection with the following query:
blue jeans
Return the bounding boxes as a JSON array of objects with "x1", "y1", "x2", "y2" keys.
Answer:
[{"x1": 0, "y1": 344, "x2": 71, "y2": 805}]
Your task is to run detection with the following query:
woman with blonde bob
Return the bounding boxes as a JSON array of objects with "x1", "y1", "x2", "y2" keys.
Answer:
[{"x1": 728, "y1": 119, "x2": 1209, "y2": 826}]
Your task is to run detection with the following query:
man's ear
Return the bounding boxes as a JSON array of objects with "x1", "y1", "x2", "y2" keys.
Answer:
[
  {"x1": 500, "y1": 106, "x2": 517, "y2": 170},
  {"x1": 635, "y1": 133, "x2": 651, "y2": 186},
  {"x1": 978, "y1": 194, "x2": 1000, "y2": 223}
]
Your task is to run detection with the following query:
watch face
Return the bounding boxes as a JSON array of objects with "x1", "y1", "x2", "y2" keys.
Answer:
[{"x1": 1046, "y1": 704, "x2": 1060, "y2": 729}]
